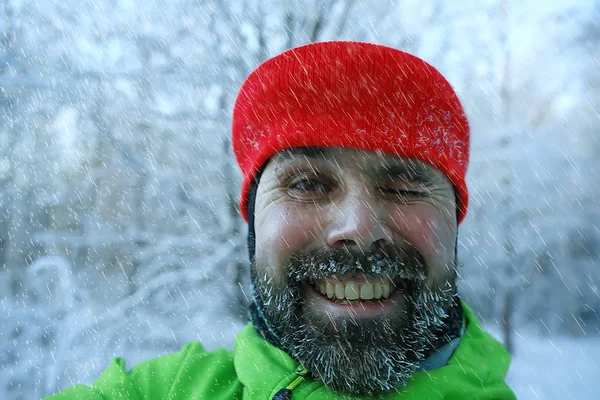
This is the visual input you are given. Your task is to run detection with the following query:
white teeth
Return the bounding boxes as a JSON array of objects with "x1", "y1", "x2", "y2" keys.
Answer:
[
  {"x1": 315, "y1": 279, "x2": 394, "y2": 301},
  {"x1": 345, "y1": 283, "x2": 360, "y2": 300},
  {"x1": 335, "y1": 283, "x2": 345, "y2": 299},
  {"x1": 360, "y1": 283, "x2": 374, "y2": 299},
  {"x1": 373, "y1": 284, "x2": 383, "y2": 299},
  {"x1": 382, "y1": 283, "x2": 390, "y2": 299},
  {"x1": 326, "y1": 282, "x2": 335, "y2": 299}
]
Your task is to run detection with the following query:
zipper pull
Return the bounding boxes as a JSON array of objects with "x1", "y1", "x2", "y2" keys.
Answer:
[{"x1": 272, "y1": 368, "x2": 308, "y2": 400}]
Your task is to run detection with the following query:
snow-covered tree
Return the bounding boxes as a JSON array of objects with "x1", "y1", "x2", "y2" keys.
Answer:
[{"x1": 0, "y1": 1, "x2": 598, "y2": 398}]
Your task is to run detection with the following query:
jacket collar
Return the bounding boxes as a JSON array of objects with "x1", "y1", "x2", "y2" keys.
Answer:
[{"x1": 234, "y1": 301, "x2": 512, "y2": 400}]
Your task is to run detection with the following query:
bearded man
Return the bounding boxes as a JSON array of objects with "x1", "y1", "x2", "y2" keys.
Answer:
[{"x1": 47, "y1": 42, "x2": 515, "y2": 399}]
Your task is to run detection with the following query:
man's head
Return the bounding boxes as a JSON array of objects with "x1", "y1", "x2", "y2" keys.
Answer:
[{"x1": 232, "y1": 42, "x2": 470, "y2": 394}]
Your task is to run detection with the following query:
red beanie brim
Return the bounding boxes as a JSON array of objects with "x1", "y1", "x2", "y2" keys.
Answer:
[{"x1": 232, "y1": 41, "x2": 469, "y2": 224}]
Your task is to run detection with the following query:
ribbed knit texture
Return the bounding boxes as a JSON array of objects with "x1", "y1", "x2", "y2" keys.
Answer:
[{"x1": 232, "y1": 41, "x2": 470, "y2": 222}]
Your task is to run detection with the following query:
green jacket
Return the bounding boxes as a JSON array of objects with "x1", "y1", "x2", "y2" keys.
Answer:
[{"x1": 46, "y1": 302, "x2": 515, "y2": 399}]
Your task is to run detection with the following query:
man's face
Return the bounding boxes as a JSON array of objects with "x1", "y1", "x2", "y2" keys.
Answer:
[{"x1": 252, "y1": 147, "x2": 459, "y2": 394}]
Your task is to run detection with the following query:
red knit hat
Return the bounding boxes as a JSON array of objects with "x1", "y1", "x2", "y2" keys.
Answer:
[{"x1": 233, "y1": 41, "x2": 470, "y2": 224}]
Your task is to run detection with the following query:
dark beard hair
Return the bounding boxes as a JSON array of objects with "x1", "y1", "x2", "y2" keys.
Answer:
[{"x1": 251, "y1": 243, "x2": 458, "y2": 395}]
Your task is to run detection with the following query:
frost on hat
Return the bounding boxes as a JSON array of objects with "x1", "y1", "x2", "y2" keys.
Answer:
[{"x1": 232, "y1": 41, "x2": 470, "y2": 223}]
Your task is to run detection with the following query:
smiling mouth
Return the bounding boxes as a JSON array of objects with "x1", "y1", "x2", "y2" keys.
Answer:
[{"x1": 307, "y1": 275, "x2": 412, "y2": 305}]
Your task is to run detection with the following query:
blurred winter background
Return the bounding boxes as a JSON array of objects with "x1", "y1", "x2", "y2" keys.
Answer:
[{"x1": 0, "y1": 0, "x2": 598, "y2": 398}]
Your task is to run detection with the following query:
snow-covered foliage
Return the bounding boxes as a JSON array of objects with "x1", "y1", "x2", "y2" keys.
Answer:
[{"x1": 0, "y1": 0, "x2": 598, "y2": 398}]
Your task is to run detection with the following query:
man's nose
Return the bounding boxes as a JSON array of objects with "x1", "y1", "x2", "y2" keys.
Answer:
[{"x1": 326, "y1": 191, "x2": 393, "y2": 251}]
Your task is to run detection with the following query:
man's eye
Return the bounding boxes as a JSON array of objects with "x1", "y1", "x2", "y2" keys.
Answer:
[
  {"x1": 380, "y1": 187, "x2": 422, "y2": 198},
  {"x1": 289, "y1": 178, "x2": 328, "y2": 194}
]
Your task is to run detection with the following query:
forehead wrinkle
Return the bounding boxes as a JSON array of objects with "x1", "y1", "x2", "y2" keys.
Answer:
[
  {"x1": 269, "y1": 148, "x2": 330, "y2": 174},
  {"x1": 271, "y1": 148, "x2": 347, "y2": 178},
  {"x1": 376, "y1": 162, "x2": 444, "y2": 187},
  {"x1": 269, "y1": 148, "x2": 449, "y2": 189}
]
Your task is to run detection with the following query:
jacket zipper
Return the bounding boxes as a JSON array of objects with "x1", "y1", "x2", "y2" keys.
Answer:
[{"x1": 271, "y1": 368, "x2": 309, "y2": 400}]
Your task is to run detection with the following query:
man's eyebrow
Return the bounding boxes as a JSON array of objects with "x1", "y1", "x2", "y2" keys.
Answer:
[{"x1": 376, "y1": 163, "x2": 436, "y2": 185}]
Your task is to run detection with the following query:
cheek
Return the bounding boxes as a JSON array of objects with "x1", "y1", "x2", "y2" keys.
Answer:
[
  {"x1": 389, "y1": 205, "x2": 456, "y2": 268},
  {"x1": 255, "y1": 203, "x2": 321, "y2": 270}
]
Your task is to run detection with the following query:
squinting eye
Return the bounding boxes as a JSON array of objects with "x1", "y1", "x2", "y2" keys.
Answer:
[
  {"x1": 290, "y1": 178, "x2": 328, "y2": 194},
  {"x1": 380, "y1": 188, "x2": 421, "y2": 198}
]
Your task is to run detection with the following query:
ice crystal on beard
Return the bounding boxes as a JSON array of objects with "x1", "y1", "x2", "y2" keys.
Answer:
[{"x1": 287, "y1": 245, "x2": 428, "y2": 284}]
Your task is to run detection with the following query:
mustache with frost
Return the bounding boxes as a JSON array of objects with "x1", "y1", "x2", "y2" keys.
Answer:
[{"x1": 286, "y1": 243, "x2": 428, "y2": 288}]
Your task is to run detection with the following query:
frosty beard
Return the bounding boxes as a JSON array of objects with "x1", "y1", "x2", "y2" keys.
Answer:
[{"x1": 251, "y1": 244, "x2": 458, "y2": 395}]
